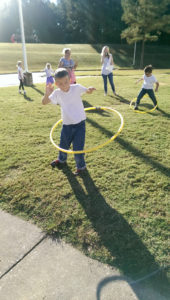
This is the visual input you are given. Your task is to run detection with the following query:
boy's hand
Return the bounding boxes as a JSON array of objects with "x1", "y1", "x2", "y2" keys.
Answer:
[
  {"x1": 155, "y1": 82, "x2": 159, "y2": 92},
  {"x1": 42, "y1": 84, "x2": 53, "y2": 105},
  {"x1": 87, "y1": 87, "x2": 96, "y2": 94},
  {"x1": 45, "y1": 84, "x2": 54, "y2": 96}
]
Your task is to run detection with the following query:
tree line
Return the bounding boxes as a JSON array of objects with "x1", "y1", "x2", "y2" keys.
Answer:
[{"x1": 0, "y1": 0, "x2": 170, "y2": 47}]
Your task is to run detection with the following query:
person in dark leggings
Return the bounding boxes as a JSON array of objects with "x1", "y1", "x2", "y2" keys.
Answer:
[
  {"x1": 101, "y1": 46, "x2": 117, "y2": 96},
  {"x1": 17, "y1": 61, "x2": 26, "y2": 95},
  {"x1": 135, "y1": 65, "x2": 159, "y2": 110},
  {"x1": 19, "y1": 79, "x2": 24, "y2": 91}
]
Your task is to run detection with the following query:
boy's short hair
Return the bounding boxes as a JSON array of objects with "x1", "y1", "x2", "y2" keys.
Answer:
[
  {"x1": 144, "y1": 65, "x2": 152, "y2": 73},
  {"x1": 54, "y1": 68, "x2": 69, "y2": 79}
]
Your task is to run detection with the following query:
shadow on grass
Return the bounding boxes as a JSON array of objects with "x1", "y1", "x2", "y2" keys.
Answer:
[
  {"x1": 139, "y1": 103, "x2": 154, "y2": 109},
  {"x1": 23, "y1": 94, "x2": 34, "y2": 102},
  {"x1": 157, "y1": 108, "x2": 170, "y2": 119},
  {"x1": 31, "y1": 85, "x2": 44, "y2": 96},
  {"x1": 86, "y1": 117, "x2": 170, "y2": 178},
  {"x1": 83, "y1": 100, "x2": 111, "y2": 117},
  {"x1": 62, "y1": 166, "x2": 169, "y2": 299},
  {"x1": 126, "y1": 101, "x2": 170, "y2": 119},
  {"x1": 148, "y1": 108, "x2": 170, "y2": 119},
  {"x1": 83, "y1": 100, "x2": 93, "y2": 108},
  {"x1": 112, "y1": 94, "x2": 130, "y2": 105}
]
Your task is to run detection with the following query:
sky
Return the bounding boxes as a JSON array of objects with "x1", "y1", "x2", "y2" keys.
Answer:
[
  {"x1": 0, "y1": 0, "x2": 57, "y2": 10},
  {"x1": 0, "y1": 0, "x2": 10, "y2": 9}
]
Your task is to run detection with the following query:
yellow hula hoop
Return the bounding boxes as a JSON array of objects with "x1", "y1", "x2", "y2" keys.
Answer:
[
  {"x1": 50, "y1": 106, "x2": 124, "y2": 154},
  {"x1": 130, "y1": 94, "x2": 158, "y2": 114}
]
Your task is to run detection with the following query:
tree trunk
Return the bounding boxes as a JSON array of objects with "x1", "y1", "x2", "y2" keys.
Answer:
[{"x1": 140, "y1": 40, "x2": 145, "y2": 69}]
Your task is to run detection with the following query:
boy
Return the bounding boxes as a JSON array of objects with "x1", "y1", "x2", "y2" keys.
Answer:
[
  {"x1": 134, "y1": 65, "x2": 159, "y2": 110},
  {"x1": 42, "y1": 68, "x2": 96, "y2": 175}
]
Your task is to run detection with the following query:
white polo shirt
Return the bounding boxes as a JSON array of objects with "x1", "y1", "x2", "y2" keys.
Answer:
[
  {"x1": 142, "y1": 74, "x2": 157, "y2": 89},
  {"x1": 49, "y1": 84, "x2": 87, "y2": 125}
]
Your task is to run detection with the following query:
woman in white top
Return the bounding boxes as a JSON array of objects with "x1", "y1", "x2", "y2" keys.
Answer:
[
  {"x1": 58, "y1": 48, "x2": 77, "y2": 84},
  {"x1": 101, "y1": 46, "x2": 117, "y2": 96}
]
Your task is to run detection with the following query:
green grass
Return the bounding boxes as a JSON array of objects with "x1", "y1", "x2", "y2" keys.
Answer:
[
  {"x1": 0, "y1": 43, "x2": 170, "y2": 73},
  {"x1": 0, "y1": 70, "x2": 169, "y2": 296}
]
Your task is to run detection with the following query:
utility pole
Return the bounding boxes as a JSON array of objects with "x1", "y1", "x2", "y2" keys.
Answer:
[{"x1": 18, "y1": 0, "x2": 33, "y2": 85}]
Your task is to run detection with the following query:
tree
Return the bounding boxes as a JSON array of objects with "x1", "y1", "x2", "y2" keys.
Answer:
[
  {"x1": 55, "y1": 0, "x2": 124, "y2": 43},
  {"x1": 121, "y1": 0, "x2": 170, "y2": 68}
]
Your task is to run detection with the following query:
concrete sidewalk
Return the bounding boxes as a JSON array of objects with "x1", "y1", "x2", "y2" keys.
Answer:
[
  {"x1": 0, "y1": 72, "x2": 97, "y2": 87},
  {"x1": 0, "y1": 210, "x2": 168, "y2": 300},
  {"x1": 0, "y1": 72, "x2": 46, "y2": 87}
]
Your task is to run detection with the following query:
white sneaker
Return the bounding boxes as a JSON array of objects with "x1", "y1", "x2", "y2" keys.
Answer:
[
  {"x1": 19, "y1": 90, "x2": 21, "y2": 94},
  {"x1": 104, "y1": 93, "x2": 107, "y2": 96}
]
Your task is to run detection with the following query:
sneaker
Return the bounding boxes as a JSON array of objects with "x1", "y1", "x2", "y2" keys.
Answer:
[
  {"x1": 113, "y1": 92, "x2": 118, "y2": 96},
  {"x1": 134, "y1": 106, "x2": 138, "y2": 110},
  {"x1": 24, "y1": 90, "x2": 26, "y2": 95},
  {"x1": 51, "y1": 159, "x2": 60, "y2": 168},
  {"x1": 19, "y1": 90, "x2": 21, "y2": 94},
  {"x1": 104, "y1": 93, "x2": 107, "y2": 96},
  {"x1": 73, "y1": 167, "x2": 86, "y2": 176},
  {"x1": 51, "y1": 159, "x2": 66, "y2": 168}
]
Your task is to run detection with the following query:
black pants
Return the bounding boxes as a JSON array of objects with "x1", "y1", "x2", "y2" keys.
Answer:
[
  {"x1": 19, "y1": 79, "x2": 24, "y2": 90},
  {"x1": 136, "y1": 88, "x2": 157, "y2": 106}
]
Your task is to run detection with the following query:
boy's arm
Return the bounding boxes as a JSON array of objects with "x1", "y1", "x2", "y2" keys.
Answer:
[
  {"x1": 86, "y1": 87, "x2": 96, "y2": 94},
  {"x1": 135, "y1": 77, "x2": 143, "y2": 84},
  {"x1": 42, "y1": 85, "x2": 54, "y2": 105},
  {"x1": 155, "y1": 81, "x2": 159, "y2": 92}
]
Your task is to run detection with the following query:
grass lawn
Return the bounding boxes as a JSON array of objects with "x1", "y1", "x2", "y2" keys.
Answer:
[
  {"x1": 0, "y1": 70, "x2": 169, "y2": 296},
  {"x1": 0, "y1": 43, "x2": 170, "y2": 73}
]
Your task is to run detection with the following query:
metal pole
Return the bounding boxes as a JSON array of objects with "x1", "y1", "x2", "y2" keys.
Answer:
[
  {"x1": 18, "y1": 0, "x2": 28, "y2": 72},
  {"x1": 133, "y1": 42, "x2": 136, "y2": 66}
]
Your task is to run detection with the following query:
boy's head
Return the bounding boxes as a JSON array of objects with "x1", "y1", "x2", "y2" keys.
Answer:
[
  {"x1": 144, "y1": 65, "x2": 152, "y2": 77},
  {"x1": 17, "y1": 60, "x2": 22, "y2": 67},
  {"x1": 54, "y1": 68, "x2": 70, "y2": 92}
]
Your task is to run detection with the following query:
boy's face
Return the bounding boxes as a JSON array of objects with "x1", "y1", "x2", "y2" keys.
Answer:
[
  {"x1": 145, "y1": 72, "x2": 152, "y2": 77},
  {"x1": 55, "y1": 75, "x2": 70, "y2": 92}
]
